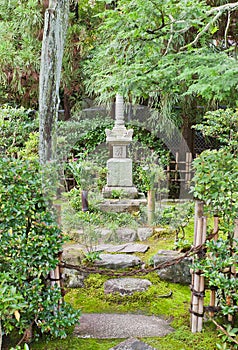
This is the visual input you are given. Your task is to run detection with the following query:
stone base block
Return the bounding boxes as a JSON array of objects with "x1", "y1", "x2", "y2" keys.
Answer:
[
  {"x1": 100, "y1": 198, "x2": 147, "y2": 214},
  {"x1": 102, "y1": 186, "x2": 138, "y2": 199}
]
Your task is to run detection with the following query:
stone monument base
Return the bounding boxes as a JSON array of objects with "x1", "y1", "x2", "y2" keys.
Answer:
[
  {"x1": 100, "y1": 198, "x2": 147, "y2": 214},
  {"x1": 102, "y1": 186, "x2": 138, "y2": 199}
]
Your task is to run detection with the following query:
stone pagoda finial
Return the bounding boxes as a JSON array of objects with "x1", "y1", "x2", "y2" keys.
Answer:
[{"x1": 115, "y1": 94, "x2": 125, "y2": 127}]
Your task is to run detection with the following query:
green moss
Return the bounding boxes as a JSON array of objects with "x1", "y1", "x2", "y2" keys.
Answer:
[
  {"x1": 31, "y1": 338, "x2": 121, "y2": 350},
  {"x1": 64, "y1": 272, "x2": 191, "y2": 327},
  {"x1": 29, "y1": 216, "x2": 221, "y2": 349}
]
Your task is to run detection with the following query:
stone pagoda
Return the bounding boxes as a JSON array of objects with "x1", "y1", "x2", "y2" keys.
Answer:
[{"x1": 102, "y1": 94, "x2": 138, "y2": 199}]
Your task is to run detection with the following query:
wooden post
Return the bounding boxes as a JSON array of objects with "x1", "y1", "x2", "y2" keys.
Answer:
[
  {"x1": 227, "y1": 219, "x2": 238, "y2": 322},
  {"x1": 147, "y1": 189, "x2": 155, "y2": 226},
  {"x1": 209, "y1": 216, "x2": 219, "y2": 318},
  {"x1": 191, "y1": 200, "x2": 206, "y2": 333}
]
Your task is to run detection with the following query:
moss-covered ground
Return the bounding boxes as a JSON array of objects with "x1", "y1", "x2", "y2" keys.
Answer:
[{"x1": 28, "y1": 218, "x2": 222, "y2": 350}]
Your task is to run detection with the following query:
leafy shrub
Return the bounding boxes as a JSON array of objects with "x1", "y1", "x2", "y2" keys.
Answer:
[
  {"x1": 0, "y1": 158, "x2": 80, "y2": 344},
  {"x1": 0, "y1": 105, "x2": 38, "y2": 157}
]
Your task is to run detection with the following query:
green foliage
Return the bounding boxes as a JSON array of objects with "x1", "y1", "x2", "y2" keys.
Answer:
[
  {"x1": 191, "y1": 108, "x2": 238, "y2": 348},
  {"x1": 216, "y1": 324, "x2": 238, "y2": 350},
  {"x1": 153, "y1": 202, "x2": 193, "y2": 236},
  {"x1": 110, "y1": 189, "x2": 125, "y2": 199},
  {"x1": 0, "y1": 105, "x2": 38, "y2": 157},
  {"x1": 137, "y1": 162, "x2": 165, "y2": 192},
  {"x1": 67, "y1": 159, "x2": 101, "y2": 191},
  {"x1": 0, "y1": 272, "x2": 27, "y2": 335},
  {"x1": 194, "y1": 108, "x2": 238, "y2": 153},
  {"x1": 84, "y1": 0, "x2": 238, "y2": 111},
  {"x1": 19, "y1": 132, "x2": 39, "y2": 161},
  {"x1": 0, "y1": 0, "x2": 42, "y2": 106},
  {"x1": 191, "y1": 149, "x2": 238, "y2": 217},
  {"x1": 0, "y1": 158, "x2": 80, "y2": 341},
  {"x1": 83, "y1": 251, "x2": 102, "y2": 264},
  {"x1": 194, "y1": 238, "x2": 238, "y2": 317}
]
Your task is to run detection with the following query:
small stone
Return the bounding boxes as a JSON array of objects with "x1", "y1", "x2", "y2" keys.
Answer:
[
  {"x1": 62, "y1": 268, "x2": 85, "y2": 288},
  {"x1": 94, "y1": 254, "x2": 141, "y2": 269},
  {"x1": 116, "y1": 228, "x2": 137, "y2": 242},
  {"x1": 104, "y1": 278, "x2": 152, "y2": 295},
  {"x1": 137, "y1": 227, "x2": 153, "y2": 241}
]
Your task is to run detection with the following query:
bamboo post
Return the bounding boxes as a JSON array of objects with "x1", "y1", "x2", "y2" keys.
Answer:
[
  {"x1": 147, "y1": 189, "x2": 155, "y2": 226},
  {"x1": 197, "y1": 215, "x2": 207, "y2": 331},
  {"x1": 209, "y1": 216, "x2": 219, "y2": 317},
  {"x1": 175, "y1": 152, "x2": 179, "y2": 182},
  {"x1": 191, "y1": 200, "x2": 206, "y2": 333},
  {"x1": 228, "y1": 219, "x2": 238, "y2": 322}
]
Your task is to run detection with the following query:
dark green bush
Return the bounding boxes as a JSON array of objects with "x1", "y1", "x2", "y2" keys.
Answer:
[{"x1": 0, "y1": 158, "x2": 80, "y2": 342}]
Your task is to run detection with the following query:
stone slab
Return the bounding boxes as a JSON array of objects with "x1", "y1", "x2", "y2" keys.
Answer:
[
  {"x1": 104, "y1": 278, "x2": 152, "y2": 295},
  {"x1": 107, "y1": 158, "x2": 133, "y2": 187},
  {"x1": 94, "y1": 254, "x2": 142, "y2": 269},
  {"x1": 93, "y1": 243, "x2": 149, "y2": 254},
  {"x1": 75, "y1": 313, "x2": 174, "y2": 338},
  {"x1": 110, "y1": 338, "x2": 157, "y2": 350}
]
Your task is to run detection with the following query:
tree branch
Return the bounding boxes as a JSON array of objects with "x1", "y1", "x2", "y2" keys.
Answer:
[
  {"x1": 206, "y1": 2, "x2": 238, "y2": 15},
  {"x1": 211, "y1": 319, "x2": 238, "y2": 346},
  {"x1": 180, "y1": 10, "x2": 222, "y2": 50},
  {"x1": 163, "y1": 14, "x2": 174, "y2": 56},
  {"x1": 224, "y1": 11, "x2": 231, "y2": 48}
]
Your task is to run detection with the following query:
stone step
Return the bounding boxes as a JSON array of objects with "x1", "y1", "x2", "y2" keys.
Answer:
[
  {"x1": 74, "y1": 313, "x2": 174, "y2": 339},
  {"x1": 104, "y1": 277, "x2": 152, "y2": 296},
  {"x1": 94, "y1": 253, "x2": 142, "y2": 269}
]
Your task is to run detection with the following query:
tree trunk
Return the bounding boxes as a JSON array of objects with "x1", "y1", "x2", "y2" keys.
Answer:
[{"x1": 39, "y1": 0, "x2": 69, "y2": 164}]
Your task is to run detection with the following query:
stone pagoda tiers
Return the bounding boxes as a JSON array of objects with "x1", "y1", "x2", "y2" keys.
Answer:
[{"x1": 102, "y1": 94, "x2": 138, "y2": 199}]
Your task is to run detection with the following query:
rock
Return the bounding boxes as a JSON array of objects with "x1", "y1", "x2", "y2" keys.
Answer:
[
  {"x1": 95, "y1": 228, "x2": 112, "y2": 243},
  {"x1": 153, "y1": 227, "x2": 169, "y2": 237},
  {"x1": 93, "y1": 243, "x2": 149, "y2": 254},
  {"x1": 153, "y1": 250, "x2": 192, "y2": 285},
  {"x1": 62, "y1": 245, "x2": 84, "y2": 265},
  {"x1": 104, "y1": 278, "x2": 152, "y2": 295},
  {"x1": 110, "y1": 338, "x2": 157, "y2": 350},
  {"x1": 62, "y1": 268, "x2": 85, "y2": 288},
  {"x1": 116, "y1": 228, "x2": 137, "y2": 242},
  {"x1": 137, "y1": 227, "x2": 153, "y2": 241},
  {"x1": 94, "y1": 254, "x2": 142, "y2": 269}
]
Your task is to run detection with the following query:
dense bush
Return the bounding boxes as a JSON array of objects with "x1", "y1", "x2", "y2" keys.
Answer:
[
  {"x1": 0, "y1": 158, "x2": 80, "y2": 346},
  {"x1": 0, "y1": 105, "x2": 38, "y2": 158}
]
